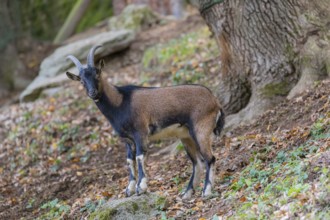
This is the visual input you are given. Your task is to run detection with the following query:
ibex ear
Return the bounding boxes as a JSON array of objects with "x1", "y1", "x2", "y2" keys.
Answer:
[
  {"x1": 66, "y1": 72, "x2": 81, "y2": 81},
  {"x1": 99, "y1": 59, "x2": 105, "y2": 70}
]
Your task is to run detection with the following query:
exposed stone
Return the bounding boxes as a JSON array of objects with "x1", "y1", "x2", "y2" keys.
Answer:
[
  {"x1": 20, "y1": 30, "x2": 135, "y2": 102},
  {"x1": 108, "y1": 4, "x2": 164, "y2": 32},
  {"x1": 88, "y1": 193, "x2": 161, "y2": 220},
  {"x1": 19, "y1": 73, "x2": 68, "y2": 102}
]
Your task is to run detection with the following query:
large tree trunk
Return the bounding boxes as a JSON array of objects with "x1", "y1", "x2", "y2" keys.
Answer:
[{"x1": 198, "y1": 0, "x2": 330, "y2": 129}]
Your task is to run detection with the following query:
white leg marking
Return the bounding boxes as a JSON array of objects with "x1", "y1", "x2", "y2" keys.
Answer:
[
  {"x1": 182, "y1": 189, "x2": 193, "y2": 200},
  {"x1": 203, "y1": 184, "x2": 212, "y2": 197},
  {"x1": 139, "y1": 177, "x2": 148, "y2": 191},
  {"x1": 216, "y1": 111, "x2": 221, "y2": 123},
  {"x1": 209, "y1": 162, "x2": 215, "y2": 186},
  {"x1": 136, "y1": 155, "x2": 148, "y2": 193},
  {"x1": 127, "y1": 159, "x2": 136, "y2": 178},
  {"x1": 136, "y1": 155, "x2": 147, "y2": 176},
  {"x1": 127, "y1": 180, "x2": 136, "y2": 196}
]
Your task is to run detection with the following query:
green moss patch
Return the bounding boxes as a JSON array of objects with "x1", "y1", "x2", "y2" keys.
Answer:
[
  {"x1": 261, "y1": 82, "x2": 291, "y2": 97},
  {"x1": 220, "y1": 116, "x2": 330, "y2": 219}
]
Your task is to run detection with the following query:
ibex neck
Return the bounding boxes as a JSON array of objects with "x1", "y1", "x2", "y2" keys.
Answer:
[
  {"x1": 101, "y1": 76, "x2": 123, "y2": 106},
  {"x1": 95, "y1": 76, "x2": 123, "y2": 121}
]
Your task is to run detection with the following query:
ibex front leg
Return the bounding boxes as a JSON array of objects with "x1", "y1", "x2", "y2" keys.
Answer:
[
  {"x1": 134, "y1": 134, "x2": 148, "y2": 195},
  {"x1": 125, "y1": 142, "x2": 136, "y2": 197}
]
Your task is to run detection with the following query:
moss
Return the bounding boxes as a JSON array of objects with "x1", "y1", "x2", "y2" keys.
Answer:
[
  {"x1": 131, "y1": 202, "x2": 139, "y2": 213},
  {"x1": 142, "y1": 27, "x2": 218, "y2": 71},
  {"x1": 88, "y1": 208, "x2": 117, "y2": 220},
  {"x1": 108, "y1": 5, "x2": 160, "y2": 32},
  {"x1": 88, "y1": 194, "x2": 160, "y2": 219},
  {"x1": 261, "y1": 82, "x2": 291, "y2": 98},
  {"x1": 155, "y1": 196, "x2": 168, "y2": 211},
  {"x1": 284, "y1": 43, "x2": 296, "y2": 61}
]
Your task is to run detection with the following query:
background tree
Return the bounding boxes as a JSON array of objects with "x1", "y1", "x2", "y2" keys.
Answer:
[
  {"x1": 0, "y1": 0, "x2": 113, "y2": 99},
  {"x1": 54, "y1": 0, "x2": 91, "y2": 44},
  {"x1": 198, "y1": 0, "x2": 330, "y2": 128}
]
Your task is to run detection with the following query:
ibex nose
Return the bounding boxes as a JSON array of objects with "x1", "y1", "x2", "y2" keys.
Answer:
[{"x1": 88, "y1": 90, "x2": 98, "y2": 99}]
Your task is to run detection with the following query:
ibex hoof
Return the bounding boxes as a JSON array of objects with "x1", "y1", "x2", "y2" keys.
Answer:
[
  {"x1": 182, "y1": 189, "x2": 194, "y2": 201},
  {"x1": 125, "y1": 180, "x2": 136, "y2": 197},
  {"x1": 202, "y1": 184, "x2": 212, "y2": 198},
  {"x1": 135, "y1": 177, "x2": 148, "y2": 195}
]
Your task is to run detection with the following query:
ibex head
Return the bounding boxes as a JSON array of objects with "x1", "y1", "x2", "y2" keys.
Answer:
[{"x1": 66, "y1": 45, "x2": 105, "y2": 101}]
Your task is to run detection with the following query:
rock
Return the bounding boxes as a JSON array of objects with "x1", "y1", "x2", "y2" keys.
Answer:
[
  {"x1": 19, "y1": 73, "x2": 68, "y2": 102},
  {"x1": 20, "y1": 29, "x2": 135, "y2": 102},
  {"x1": 108, "y1": 5, "x2": 164, "y2": 32},
  {"x1": 89, "y1": 193, "x2": 163, "y2": 220}
]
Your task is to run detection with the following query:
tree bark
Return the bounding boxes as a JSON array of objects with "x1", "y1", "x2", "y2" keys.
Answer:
[
  {"x1": 53, "y1": 0, "x2": 91, "y2": 44},
  {"x1": 0, "y1": 0, "x2": 27, "y2": 98},
  {"x1": 198, "y1": 0, "x2": 330, "y2": 128}
]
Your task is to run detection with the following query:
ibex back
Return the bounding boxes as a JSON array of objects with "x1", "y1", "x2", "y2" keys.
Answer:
[{"x1": 66, "y1": 45, "x2": 225, "y2": 199}]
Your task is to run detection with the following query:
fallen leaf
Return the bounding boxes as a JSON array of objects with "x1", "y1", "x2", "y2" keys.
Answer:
[
  {"x1": 239, "y1": 196, "x2": 247, "y2": 202},
  {"x1": 101, "y1": 191, "x2": 113, "y2": 198}
]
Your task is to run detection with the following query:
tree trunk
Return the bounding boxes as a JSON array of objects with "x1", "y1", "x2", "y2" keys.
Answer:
[
  {"x1": 198, "y1": 0, "x2": 330, "y2": 129},
  {"x1": 53, "y1": 0, "x2": 91, "y2": 44},
  {"x1": 0, "y1": 0, "x2": 27, "y2": 98}
]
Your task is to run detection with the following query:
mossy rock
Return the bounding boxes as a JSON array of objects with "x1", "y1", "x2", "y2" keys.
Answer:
[
  {"x1": 108, "y1": 4, "x2": 163, "y2": 32},
  {"x1": 88, "y1": 193, "x2": 161, "y2": 220}
]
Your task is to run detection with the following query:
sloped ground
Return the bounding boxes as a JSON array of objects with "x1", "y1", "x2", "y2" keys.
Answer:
[
  {"x1": 0, "y1": 78, "x2": 328, "y2": 219},
  {"x1": 0, "y1": 13, "x2": 329, "y2": 219}
]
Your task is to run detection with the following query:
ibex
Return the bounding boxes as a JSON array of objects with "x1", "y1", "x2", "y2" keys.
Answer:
[{"x1": 66, "y1": 45, "x2": 225, "y2": 199}]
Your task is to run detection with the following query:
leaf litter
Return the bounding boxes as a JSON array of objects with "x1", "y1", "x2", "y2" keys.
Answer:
[{"x1": 0, "y1": 13, "x2": 329, "y2": 219}]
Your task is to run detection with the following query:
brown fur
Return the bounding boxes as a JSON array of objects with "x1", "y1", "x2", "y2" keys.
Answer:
[
  {"x1": 67, "y1": 49, "x2": 225, "y2": 198},
  {"x1": 101, "y1": 75, "x2": 123, "y2": 106}
]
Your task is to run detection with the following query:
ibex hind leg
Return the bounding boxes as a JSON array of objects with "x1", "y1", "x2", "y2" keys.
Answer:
[
  {"x1": 125, "y1": 142, "x2": 136, "y2": 197},
  {"x1": 194, "y1": 121, "x2": 216, "y2": 198},
  {"x1": 133, "y1": 134, "x2": 148, "y2": 195},
  {"x1": 181, "y1": 137, "x2": 203, "y2": 200}
]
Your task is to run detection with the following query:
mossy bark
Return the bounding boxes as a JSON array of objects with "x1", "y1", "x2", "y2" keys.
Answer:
[{"x1": 198, "y1": 0, "x2": 330, "y2": 129}]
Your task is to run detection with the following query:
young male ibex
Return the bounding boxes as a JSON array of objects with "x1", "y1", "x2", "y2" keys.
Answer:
[{"x1": 66, "y1": 45, "x2": 225, "y2": 199}]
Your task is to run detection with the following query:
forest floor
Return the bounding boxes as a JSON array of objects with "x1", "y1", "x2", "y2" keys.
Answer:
[{"x1": 0, "y1": 13, "x2": 329, "y2": 220}]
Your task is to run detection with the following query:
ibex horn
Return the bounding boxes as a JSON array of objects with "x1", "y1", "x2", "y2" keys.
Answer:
[
  {"x1": 87, "y1": 45, "x2": 102, "y2": 68},
  {"x1": 67, "y1": 55, "x2": 84, "y2": 72}
]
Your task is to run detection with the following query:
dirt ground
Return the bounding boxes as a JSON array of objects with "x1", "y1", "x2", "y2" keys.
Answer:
[{"x1": 0, "y1": 12, "x2": 329, "y2": 220}]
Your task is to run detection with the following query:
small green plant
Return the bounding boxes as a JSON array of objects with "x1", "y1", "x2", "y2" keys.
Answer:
[
  {"x1": 172, "y1": 176, "x2": 183, "y2": 186},
  {"x1": 26, "y1": 198, "x2": 35, "y2": 209},
  {"x1": 80, "y1": 199, "x2": 106, "y2": 214},
  {"x1": 176, "y1": 143, "x2": 185, "y2": 151},
  {"x1": 226, "y1": 126, "x2": 330, "y2": 219},
  {"x1": 311, "y1": 117, "x2": 329, "y2": 137},
  {"x1": 155, "y1": 196, "x2": 168, "y2": 211},
  {"x1": 39, "y1": 198, "x2": 70, "y2": 219}
]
